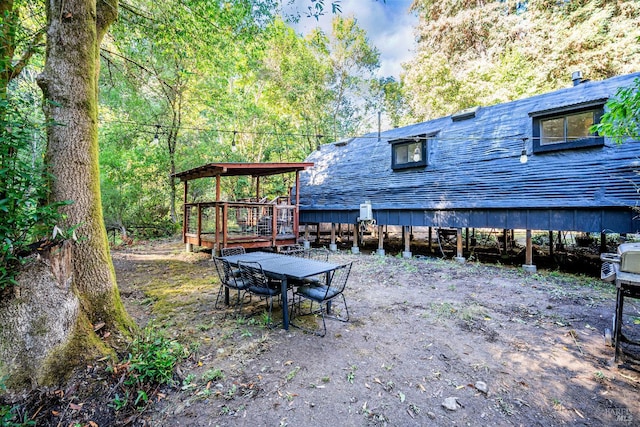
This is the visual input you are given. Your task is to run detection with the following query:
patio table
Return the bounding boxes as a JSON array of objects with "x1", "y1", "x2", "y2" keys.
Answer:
[{"x1": 221, "y1": 251, "x2": 339, "y2": 330}]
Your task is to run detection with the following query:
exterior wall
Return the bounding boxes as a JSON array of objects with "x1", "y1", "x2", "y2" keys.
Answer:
[{"x1": 299, "y1": 73, "x2": 640, "y2": 234}]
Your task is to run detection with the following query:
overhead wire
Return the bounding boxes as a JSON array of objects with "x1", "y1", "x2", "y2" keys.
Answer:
[{"x1": 98, "y1": 118, "x2": 612, "y2": 144}]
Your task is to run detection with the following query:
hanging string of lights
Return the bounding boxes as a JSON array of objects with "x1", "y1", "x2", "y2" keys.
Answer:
[{"x1": 99, "y1": 118, "x2": 608, "y2": 146}]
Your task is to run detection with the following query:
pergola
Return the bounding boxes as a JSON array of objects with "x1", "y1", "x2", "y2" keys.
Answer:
[{"x1": 172, "y1": 162, "x2": 314, "y2": 253}]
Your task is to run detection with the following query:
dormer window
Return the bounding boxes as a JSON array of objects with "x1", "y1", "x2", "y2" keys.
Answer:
[
  {"x1": 390, "y1": 134, "x2": 429, "y2": 170},
  {"x1": 530, "y1": 101, "x2": 605, "y2": 153}
]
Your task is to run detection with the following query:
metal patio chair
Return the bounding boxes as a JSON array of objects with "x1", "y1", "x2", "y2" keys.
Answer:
[
  {"x1": 290, "y1": 261, "x2": 352, "y2": 337},
  {"x1": 212, "y1": 256, "x2": 249, "y2": 311},
  {"x1": 305, "y1": 247, "x2": 330, "y2": 262},
  {"x1": 220, "y1": 246, "x2": 246, "y2": 257},
  {"x1": 237, "y1": 261, "x2": 282, "y2": 327},
  {"x1": 280, "y1": 244, "x2": 305, "y2": 257}
]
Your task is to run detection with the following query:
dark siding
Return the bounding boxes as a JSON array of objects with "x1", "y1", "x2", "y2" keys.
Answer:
[{"x1": 299, "y1": 73, "x2": 640, "y2": 233}]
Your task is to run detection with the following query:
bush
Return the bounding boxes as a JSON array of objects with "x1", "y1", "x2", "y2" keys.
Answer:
[
  {"x1": 107, "y1": 326, "x2": 188, "y2": 413},
  {"x1": 0, "y1": 97, "x2": 66, "y2": 291},
  {"x1": 126, "y1": 326, "x2": 187, "y2": 387}
]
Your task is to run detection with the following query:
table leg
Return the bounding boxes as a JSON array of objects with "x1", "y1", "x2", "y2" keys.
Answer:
[
  {"x1": 282, "y1": 277, "x2": 289, "y2": 330},
  {"x1": 325, "y1": 271, "x2": 332, "y2": 315},
  {"x1": 614, "y1": 285, "x2": 624, "y2": 362}
]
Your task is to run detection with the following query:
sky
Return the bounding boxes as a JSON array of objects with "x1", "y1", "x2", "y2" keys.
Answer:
[{"x1": 283, "y1": 0, "x2": 418, "y2": 79}]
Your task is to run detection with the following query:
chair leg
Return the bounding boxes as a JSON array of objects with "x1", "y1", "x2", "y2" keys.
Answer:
[
  {"x1": 214, "y1": 284, "x2": 224, "y2": 309},
  {"x1": 325, "y1": 294, "x2": 349, "y2": 322}
]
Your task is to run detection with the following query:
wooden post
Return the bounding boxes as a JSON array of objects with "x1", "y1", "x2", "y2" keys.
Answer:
[
  {"x1": 271, "y1": 208, "x2": 278, "y2": 246},
  {"x1": 352, "y1": 222, "x2": 360, "y2": 254},
  {"x1": 294, "y1": 171, "x2": 300, "y2": 242},
  {"x1": 402, "y1": 226, "x2": 411, "y2": 258},
  {"x1": 329, "y1": 223, "x2": 337, "y2": 251},
  {"x1": 557, "y1": 231, "x2": 564, "y2": 251},
  {"x1": 501, "y1": 229, "x2": 507, "y2": 254},
  {"x1": 455, "y1": 228, "x2": 465, "y2": 263},
  {"x1": 214, "y1": 176, "x2": 221, "y2": 254},
  {"x1": 428, "y1": 227, "x2": 432, "y2": 253},
  {"x1": 600, "y1": 231, "x2": 607, "y2": 254},
  {"x1": 196, "y1": 203, "x2": 202, "y2": 247},
  {"x1": 376, "y1": 224, "x2": 385, "y2": 255},
  {"x1": 256, "y1": 176, "x2": 260, "y2": 201},
  {"x1": 549, "y1": 230, "x2": 554, "y2": 256},
  {"x1": 465, "y1": 227, "x2": 469, "y2": 251},
  {"x1": 222, "y1": 203, "x2": 228, "y2": 249},
  {"x1": 522, "y1": 229, "x2": 536, "y2": 272}
]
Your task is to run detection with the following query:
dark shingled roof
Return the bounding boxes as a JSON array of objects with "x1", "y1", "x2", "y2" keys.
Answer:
[{"x1": 298, "y1": 72, "x2": 640, "y2": 233}]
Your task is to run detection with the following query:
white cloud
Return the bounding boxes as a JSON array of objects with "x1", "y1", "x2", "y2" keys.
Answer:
[{"x1": 283, "y1": 0, "x2": 417, "y2": 79}]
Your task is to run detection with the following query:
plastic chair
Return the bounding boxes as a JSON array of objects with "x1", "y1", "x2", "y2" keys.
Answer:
[{"x1": 291, "y1": 262, "x2": 352, "y2": 337}]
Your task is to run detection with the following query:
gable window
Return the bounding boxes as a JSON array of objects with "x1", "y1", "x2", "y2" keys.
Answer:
[
  {"x1": 390, "y1": 135, "x2": 428, "y2": 170},
  {"x1": 530, "y1": 102, "x2": 605, "y2": 153}
]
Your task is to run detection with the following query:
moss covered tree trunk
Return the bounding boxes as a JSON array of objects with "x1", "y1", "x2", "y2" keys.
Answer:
[{"x1": 34, "y1": 0, "x2": 133, "y2": 375}]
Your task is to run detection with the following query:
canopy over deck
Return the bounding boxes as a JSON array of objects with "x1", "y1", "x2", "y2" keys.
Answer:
[
  {"x1": 173, "y1": 162, "x2": 314, "y2": 253},
  {"x1": 173, "y1": 162, "x2": 314, "y2": 181}
]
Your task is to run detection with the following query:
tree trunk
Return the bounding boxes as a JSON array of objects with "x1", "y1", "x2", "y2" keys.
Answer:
[
  {"x1": 35, "y1": 0, "x2": 133, "y2": 373},
  {"x1": 0, "y1": 242, "x2": 79, "y2": 389}
]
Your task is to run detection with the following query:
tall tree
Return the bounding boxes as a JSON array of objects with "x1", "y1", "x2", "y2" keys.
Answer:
[
  {"x1": 309, "y1": 15, "x2": 381, "y2": 138},
  {"x1": 405, "y1": 0, "x2": 640, "y2": 120},
  {"x1": 37, "y1": 0, "x2": 133, "y2": 358}
]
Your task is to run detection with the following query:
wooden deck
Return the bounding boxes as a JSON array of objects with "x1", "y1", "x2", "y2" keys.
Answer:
[
  {"x1": 173, "y1": 162, "x2": 314, "y2": 254},
  {"x1": 184, "y1": 201, "x2": 299, "y2": 250}
]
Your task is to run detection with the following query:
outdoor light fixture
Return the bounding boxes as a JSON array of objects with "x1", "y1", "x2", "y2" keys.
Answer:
[
  {"x1": 231, "y1": 130, "x2": 237, "y2": 152},
  {"x1": 520, "y1": 137, "x2": 528, "y2": 164},
  {"x1": 413, "y1": 145, "x2": 421, "y2": 162},
  {"x1": 152, "y1": 124, "x2": 160, "y2": 145}
]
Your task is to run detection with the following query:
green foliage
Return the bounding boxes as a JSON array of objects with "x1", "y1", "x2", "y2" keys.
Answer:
[
  {"x1": 592, "y1": 78, "x2": 640, "y2": 143},
  {"x1": 106, "y1": 326, "x2": 188, "y2": 413},
  {"x1": 405, "y1": 0, "x2": 640, "y2": 120},
  {"x1": 0, "y1": 377, "x2": 35, "y2": 427},
  {"x1": 202, "y1": 368, "x2": 224, "y2": 382},
  {"x1": 99, "y1": 5, "x2": 386, "y2": 227},
  {"x1": 0, "y1": 96, "x2": 65, "y2": 291},
  {"x1": 125, "y1": 326, "x2": 188, "y2": 387}
]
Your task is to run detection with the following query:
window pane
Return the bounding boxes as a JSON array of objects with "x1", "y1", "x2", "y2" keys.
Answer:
[
  {"x1": 395, "y1": 144, "x2": 408, "y2": 164},
  {"x1": 541, "y1": 117, "x2": 564, "y2": 145},
  {"x1": 567, "y1": 111, "x2": 593, "y2": 140}
]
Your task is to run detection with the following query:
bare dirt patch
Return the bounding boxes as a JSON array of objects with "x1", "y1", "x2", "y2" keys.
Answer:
[{"x1": 108, "y1": 238, "x2": 639, "y2": 427}]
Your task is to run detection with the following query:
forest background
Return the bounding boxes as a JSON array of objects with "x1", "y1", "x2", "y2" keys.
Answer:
[{"x1": 3, "y1": 0, "x2": 640, "y2": 257}]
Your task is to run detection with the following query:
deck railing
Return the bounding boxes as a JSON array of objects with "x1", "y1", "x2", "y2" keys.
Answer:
[{"x1": 184, "y1": 201, "x2": 297, "y2": 250}]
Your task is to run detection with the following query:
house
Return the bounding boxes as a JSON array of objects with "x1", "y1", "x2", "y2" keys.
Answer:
[{"x1": 297, "y1": 72, "x2": 640, "y2": 270}]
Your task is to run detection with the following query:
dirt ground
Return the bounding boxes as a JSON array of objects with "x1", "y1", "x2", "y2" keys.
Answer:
[
  {"x1": 7, "y1": 237, "x2": 639, "y2": 426},
  {"x1": 103, "y1": 238, "x2": 639, "y2": 427}
]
